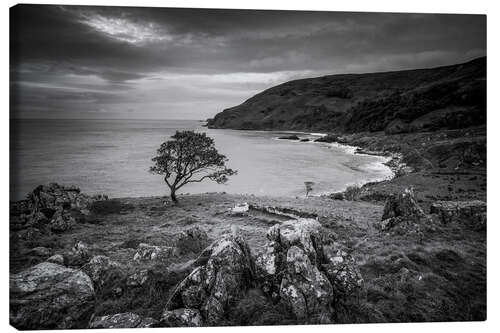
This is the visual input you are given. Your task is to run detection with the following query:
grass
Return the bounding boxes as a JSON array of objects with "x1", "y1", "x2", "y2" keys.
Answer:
[
  {"x1": 89, "y1": 199, "x2": 135, "y2": 215},
  {"x1": 10, "y1": 188, "x2": 486, "y2": 325}
]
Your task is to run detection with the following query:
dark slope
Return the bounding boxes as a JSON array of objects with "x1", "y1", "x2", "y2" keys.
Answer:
[{"x1": 208, "y1": 57, "x2": 486, "y2": 133}]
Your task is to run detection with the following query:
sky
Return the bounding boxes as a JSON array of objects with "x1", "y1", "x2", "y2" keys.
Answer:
[{"x1": 10, "y1": 5, "x2": 486, "y2": 120}]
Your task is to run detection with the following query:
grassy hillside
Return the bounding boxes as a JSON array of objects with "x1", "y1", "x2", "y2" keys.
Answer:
[{"x1": 208, "y1": 57, "x2": 486, "y2": 133}]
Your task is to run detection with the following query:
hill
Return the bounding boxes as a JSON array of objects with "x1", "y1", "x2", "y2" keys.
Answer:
[{"x1": 207, "y1": 57, "x2": 486, "y2": 134}]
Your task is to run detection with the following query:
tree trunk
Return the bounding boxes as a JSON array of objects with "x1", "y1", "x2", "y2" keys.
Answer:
[{"x1": 170, "y1": 191, "x2": 178, "y2": 203}]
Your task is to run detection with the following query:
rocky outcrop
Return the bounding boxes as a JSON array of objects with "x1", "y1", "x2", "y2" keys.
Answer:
[
  {"x1": 133, "y1": 243, "x2": 178, "y2": 262},
  {"x1": 430, "y1": 200, "x2": 486, "y2": 230},
  {"x1": 11, "y1": 183, "x2": 108, "y2": 233},
  {"x1": 164, "y1": 235, "x2": 255, "y2": 326},
  {"x1": 27, "y1": 183, "x2": 107, "y2": 215},
  {"x1": 255, "y1": 219, "x2": 362, "y2": 321},
  {"x1": 161, "y1": 308, "x2": 203, "y2": 327},
  {"x1": 82, "y1": 255, "x2": 125, "y2": 290},
  {"x1": 278, "y1": 135, "x2": 300, "y2": 140},
  {"x1": 377, "y1": 188, "x2": 429, "y2": 232},
  {"x1": 175, "y1": 226, "x2": 210, "y2": 255},
  {"x1": 89, "y1": 312, "x2": 157, "y2": 329},
  {"x1": 280, "y1": 245, "x2": 333, "y2": 319},
  {"x1": 10, "y1": 262, "x2": 95, "y2": 330}
]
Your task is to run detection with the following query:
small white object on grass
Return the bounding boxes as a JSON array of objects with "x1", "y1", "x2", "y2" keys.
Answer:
[{"x1": 231, "y1": 202, "x2": 249, "y2": 213}]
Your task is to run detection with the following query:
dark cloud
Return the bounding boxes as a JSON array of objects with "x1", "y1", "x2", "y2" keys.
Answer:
[{"x1": 10, "y1": 5, "x2": 486, "y2": 119}]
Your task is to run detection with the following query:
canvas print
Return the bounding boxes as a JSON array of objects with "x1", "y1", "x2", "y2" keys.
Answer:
[{"x1": 9, "y1": 4, "x2": 486, "y2": 329}]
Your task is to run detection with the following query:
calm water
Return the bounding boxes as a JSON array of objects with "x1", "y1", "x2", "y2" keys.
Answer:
[{"x1": 10, "y1": 119, "x2": 392, "y2": 200}]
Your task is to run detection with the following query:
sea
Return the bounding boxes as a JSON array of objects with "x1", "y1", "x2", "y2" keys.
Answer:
[{"x1": 10, "y1": 119, "x2": 393, "y2": 201}]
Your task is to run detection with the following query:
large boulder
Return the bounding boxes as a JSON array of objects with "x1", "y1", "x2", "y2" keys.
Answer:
[
  {"x1": 82, "y1": 255, "x2": 125, "y2": 290},
  {"x1": 175, "y1": 226, "x2": 210, "y2": 254},
  {"x1": 430, "y1": 200, "x2": 486, "y2": 230},
  {"x1": 89, "y1": 312, "x2": 157, "y2": 328},
  {"x1": 280, "y1": 246, "x2": 333, "y2": 319},
  {"x1": 256, "y1": 218, "x2": 340, "y2": 319},
  {"x1": 255, "y1": 218, "x2": 361, "y2": 320},
  {"x1": 164, "y1": 235, "x2": 255, "y2": 326},
  {"x1": 256, "y1": 219, "x2": 327, "y2": 291},
  {"x1": 161, "y1": 308, "x2": 203, "y2": 327},
  {"x1": 10, "y1": 262, "x2": 95, "y2": 330}
]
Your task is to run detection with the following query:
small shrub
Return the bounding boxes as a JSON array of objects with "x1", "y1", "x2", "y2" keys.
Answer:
[
  {"x1": 344, "y1": 185, "x2": 362, "y2": 201},
  {"x1": 304, "y1": 181, "x2": 314, "y2": 197}
]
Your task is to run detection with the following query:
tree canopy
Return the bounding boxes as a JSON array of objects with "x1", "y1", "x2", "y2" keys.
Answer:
[{"x1": 150, "y1": 131, "x2": 236, "y2": 202}]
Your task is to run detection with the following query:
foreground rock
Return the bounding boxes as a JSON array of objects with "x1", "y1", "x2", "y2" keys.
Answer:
[
  {"x1": 280, "y1": 245, "x2": 333, "y2": 320},
  {"x1": 255, "y1": 218, "x2": 362, "y2": 321},
  {"x1": 164, "y1": 235, "x2": 255, "y2": 326},
  {"x1": 10, "y1": 262, "x2": 95, "y2": 330},
  {"x1": 430, "y1": 200, "x2": 486, "y2": 230},
  {"x1": 89, "y1": 312, "x2": 157, "y2": 329}
]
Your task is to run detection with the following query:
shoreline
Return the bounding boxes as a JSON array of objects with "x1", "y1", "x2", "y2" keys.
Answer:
[{"x1": 268, "y1": 130, "x2": 397, "y2": 198}]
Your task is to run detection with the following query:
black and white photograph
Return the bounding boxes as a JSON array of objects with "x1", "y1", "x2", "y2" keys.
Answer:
[{"x1": 8, "y1": 2, "x2": 488, "y2": 330}]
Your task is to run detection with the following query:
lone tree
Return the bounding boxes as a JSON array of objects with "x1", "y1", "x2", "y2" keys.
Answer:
[
  {"x1": 150, "y1": 131, "x2": 237, "y2": 203},
  {"x1": 304, "y1": 181, "x2": 315, "y2": 197}
]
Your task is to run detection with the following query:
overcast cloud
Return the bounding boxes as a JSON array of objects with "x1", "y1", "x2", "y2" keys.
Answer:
[{"x1": 10, "y1": 5, "x2": 486, "y2": 119}]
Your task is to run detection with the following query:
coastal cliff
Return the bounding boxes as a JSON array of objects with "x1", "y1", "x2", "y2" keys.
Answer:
[{"x1": 207, "y1": 57, "x2": 486, "y2": 134}]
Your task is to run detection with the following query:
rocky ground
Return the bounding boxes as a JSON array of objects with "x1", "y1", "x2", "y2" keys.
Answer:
[{"x1": 10, "y1": 150, "x2": 486, "y2": 329}]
